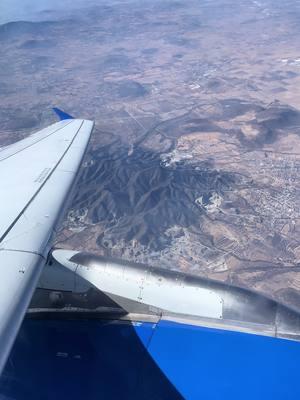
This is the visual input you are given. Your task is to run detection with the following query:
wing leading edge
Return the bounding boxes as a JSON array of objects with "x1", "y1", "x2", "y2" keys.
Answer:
[{"x1": 0, "y1": 117, "x2": 94, "y2": 373}]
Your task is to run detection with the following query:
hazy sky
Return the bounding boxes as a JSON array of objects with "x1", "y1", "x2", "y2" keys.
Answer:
[{"x1": 0, "y1": 0, "x2": 103, "y2": 24}]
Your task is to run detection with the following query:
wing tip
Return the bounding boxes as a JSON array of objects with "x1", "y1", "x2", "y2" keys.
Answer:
[{"x1": 53, "y1": 108, "x2": 74, "y2": 121}]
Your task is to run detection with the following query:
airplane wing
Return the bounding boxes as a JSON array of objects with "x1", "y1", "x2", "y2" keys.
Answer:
[{"x1": 0, "y1": 112, "x2": 94, "y2": 373}]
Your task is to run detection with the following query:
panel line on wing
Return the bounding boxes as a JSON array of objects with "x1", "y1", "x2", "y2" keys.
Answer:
[
  {"x1": 0, "y1": 248, "x2": 46, "y2": 258},
  {"x1": 0, "y1": 120, "x2": 74, "y2": 162},
  {"x1": 0, "y1": 121, "x2": 85, "y2": 244}
]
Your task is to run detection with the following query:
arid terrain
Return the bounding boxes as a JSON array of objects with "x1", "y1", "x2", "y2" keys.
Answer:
[{"x1": 1, "y1": 0, "x2": 300, "y2": 309}]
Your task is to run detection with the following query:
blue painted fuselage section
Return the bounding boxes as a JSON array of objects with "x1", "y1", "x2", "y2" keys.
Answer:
[{"x1": 1, "y1": 318, "x2": 300, "y2": 399}]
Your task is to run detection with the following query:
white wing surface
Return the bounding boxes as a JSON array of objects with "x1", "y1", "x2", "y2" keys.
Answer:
[{"x1": 0, "y1": 118, "x2": 94, "y2": 373}]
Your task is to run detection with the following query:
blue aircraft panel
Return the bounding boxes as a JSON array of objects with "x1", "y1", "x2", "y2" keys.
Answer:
[
  {"x1": 1, "y1": 318, "x2": 300, "y2": 399},
  {"x1": 0, "y1": 319, "x2": 181, "y2": 400},
  {"x1": 145, "y1": 320, "x2": 300, "y2": 400},
  {"x1": 52, "y1": 107, "x2": 74, "y2": 120}
]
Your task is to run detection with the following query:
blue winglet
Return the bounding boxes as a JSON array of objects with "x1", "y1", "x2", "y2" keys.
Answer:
[{"x1": 53, "y1": 108, "x2": 74, "y2": 120}]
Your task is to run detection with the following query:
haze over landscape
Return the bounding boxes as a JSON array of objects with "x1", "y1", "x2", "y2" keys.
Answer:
[{"x1": 1, "y1": 0, "x2": 300, "y2": 310}]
